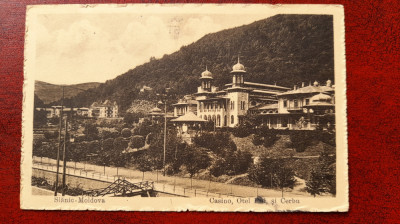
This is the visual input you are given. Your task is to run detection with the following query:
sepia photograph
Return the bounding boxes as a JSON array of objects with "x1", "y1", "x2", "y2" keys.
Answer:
[{"x1": 21, "y1": 4, "x2": 347, "y2": 211}]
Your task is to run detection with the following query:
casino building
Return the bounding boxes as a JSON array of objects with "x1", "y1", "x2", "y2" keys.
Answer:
[{"x1": 173, "y1": 58, "x2": 290, "y2": 127}]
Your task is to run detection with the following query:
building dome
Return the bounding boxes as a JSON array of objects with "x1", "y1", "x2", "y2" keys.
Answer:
[
  {"x1": 310, "y1": 93, "x2": 332, "y2": 103},
  {"x1": 231, "y1": 57, "x2": 246, "y2": 72},
  {"x1": 151, "y1": 107, "x2": 162, "y2": 113},
  {"x1": 201, "y1": 67, "x2": 213, "y2": 78}
]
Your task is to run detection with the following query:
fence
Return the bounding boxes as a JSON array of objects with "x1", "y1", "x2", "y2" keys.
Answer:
[{"x1": 32, "y1": 156, "x2": 244, "y2": 198}]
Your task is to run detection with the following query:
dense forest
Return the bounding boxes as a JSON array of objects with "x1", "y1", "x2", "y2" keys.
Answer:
[{"x1": 48, "y1": 14, "x2": 334, "y2": 112}]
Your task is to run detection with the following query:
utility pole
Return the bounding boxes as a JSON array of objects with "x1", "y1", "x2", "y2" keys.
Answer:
[
  {"x1": 162, "y1": 88, "x2": 169, "y2": 176},
  {"x1": 62, "y1": 115, "x2": 68, "y2": 196},
  {"x1": 163, "y1": 97, "x2": 167, "y2": 176},
  {"x1": 54, "y1": 86, "x2": 64, "y2": 196}
]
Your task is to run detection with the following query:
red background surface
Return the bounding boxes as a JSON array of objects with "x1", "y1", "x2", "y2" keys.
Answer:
[{"x1": 1, "y1": 0, "x2": 399, "y2": 223}]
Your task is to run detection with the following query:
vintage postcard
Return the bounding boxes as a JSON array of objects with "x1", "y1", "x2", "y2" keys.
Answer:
[{"x1": 21, "y1": 4, "x2": 347, "y2": 211}]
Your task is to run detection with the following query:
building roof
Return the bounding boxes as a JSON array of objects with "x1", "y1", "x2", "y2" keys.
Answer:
[
  {"x1": 231, "y1": 57, "x2": 246, "y2": 73},
  {"x1": 244, "y1": 81, "x2": 290, "y2": 90},
  {"x1": 249, "y1": 103, "x2": 278, "y2": 111},
  {"x1": 171, "y1": 112, "x2": 207, "y2": 122},
  {"x1": 91, "y1": 100, "x2": 117, "y2": 108},
  {"x1": 172, "y1": 99, "x2": 198, "y2": 106},
  {"x1": 279, "y1": 85, "x2": 334, "y2": 96},
  {"x1": 150, "y1": 107, "x2": 162, "y2": 113},
  {"x1": 201, "y1": 67, "x2": 213, "y2": 79}
]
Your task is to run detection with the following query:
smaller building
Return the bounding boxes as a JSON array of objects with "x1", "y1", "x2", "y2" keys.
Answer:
[
  {"x1": 89, "y1": 100, "x2": 119, "y2": 118},
  {"x1": 172, "y1": 95, "x2": 197, "y2": 117},
  {"x1": 252, "y1": 80, "x2": 335, "y2": 130},
  {"x1": 140, "y1": 85, "x2": 153, "y2": 93},
  {"x1": 171, "y1": 111, "x2": 207, "y2": 144}
]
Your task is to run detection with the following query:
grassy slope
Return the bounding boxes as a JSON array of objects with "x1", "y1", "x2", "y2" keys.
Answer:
[{"x1": 35, "y1": 80, "x2": 101, "y2": 104}]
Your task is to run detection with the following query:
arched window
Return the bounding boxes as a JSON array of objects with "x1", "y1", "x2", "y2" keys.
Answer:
[
  {"x1": 217, "y1": 115, "x2": 221, "y2": 126},
  {"x1": 212, "y1": 115, "x2": 216, "y2": 122},
  {"x1": 224, "y1": 115, "x2": 227, "y2": 126},
  {"x1": 204, "y1": 116, "x2": 207, "y2": 121},
  {"x1": 231, "y1": 115, "x2": 234, "y2": 124}
]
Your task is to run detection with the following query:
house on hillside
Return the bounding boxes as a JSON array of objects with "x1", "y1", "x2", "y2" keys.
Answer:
[{"x1": 88, "y1": 100, "x2": 119, "y2": 118}]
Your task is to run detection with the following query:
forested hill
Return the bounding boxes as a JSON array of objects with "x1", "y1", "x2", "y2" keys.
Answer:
[
  {"x1": 35, "y1": 81, "x2": 101, "y2": 104},
  {"x1": 58, "y1": 14, "x2": 334, "y2": 111}
]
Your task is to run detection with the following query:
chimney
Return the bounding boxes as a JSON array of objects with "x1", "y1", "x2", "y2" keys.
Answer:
[
  {"x1": 302, "y1": 82, "x2": 305, "y2": 88},
  {"x1": 294, "y1": 85, "x2": 297, "y2": 90}
]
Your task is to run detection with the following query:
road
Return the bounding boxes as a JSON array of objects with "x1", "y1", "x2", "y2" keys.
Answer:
[{"x1": 33, "y1": 156, "x2": 315, "y2": 198}]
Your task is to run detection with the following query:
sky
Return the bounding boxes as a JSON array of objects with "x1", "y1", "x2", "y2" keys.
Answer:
[{"x1": 34, "y1": 10, "x2": 274, "y2": 85}]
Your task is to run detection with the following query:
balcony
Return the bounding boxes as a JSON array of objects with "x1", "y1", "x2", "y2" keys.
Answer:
[{"x1": 287, "y1": 107, "x2": 303, "y2": 113}]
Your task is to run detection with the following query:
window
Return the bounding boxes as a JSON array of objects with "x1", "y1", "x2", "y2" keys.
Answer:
[
  {"x1": 231, "y1": 115, "x2": 234, "y2": 124},
  {"x1": 306, "y1": 99, "x2": 310, "y2": 105},
  {"x1": 294, "y1": 99, "x2": 298, "y2": 108},
  {"x1": 283, "y1": 100, "x2": 287, "y2": 108}
]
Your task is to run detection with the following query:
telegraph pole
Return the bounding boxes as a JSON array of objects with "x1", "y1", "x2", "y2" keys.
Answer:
[
  {"x1": 54, "y1": 86, "x2": 64, "y2": 196},
  {"x1": 62, "y1": 115, "x2": 68, "y2": 196},
  {"x1": 162, "y1": 88, "x2": 169, "y2": 176},
  {"x1": 163, "y1": 98, "x2": 167, "y2": 176}
]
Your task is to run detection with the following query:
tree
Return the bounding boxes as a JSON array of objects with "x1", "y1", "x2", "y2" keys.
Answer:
[
  {"x1": 306, "y1": 168, "x2": 326, "y2": 197},
  {"x1": 83, "y1": 124, "x2": 99, "y2": 141},
  {"x1": 182, "y1": 146, "x2": 210, "y2": 188},
  {"x1": 306, "y1": 151, "x2": 336, "y2": 196},
  {"x1": 248, "y1": 157, "x2": 280, "y2": 188},
  {"x1": 274, "y1": 165, "x2": 296, "y2": 197},
  {"x1": 136, "y1": 154, "x2": 153, "y2": 180},
  {"x1": 209, "y1": 158, "x2": 226, "y2": 177},
  {"x1": 124, "y1": 112, "x2": 144, "y2": 125},
  {"x1": 193, "y1": 132, "x2": 236, "y2": 155},
  {"x1": 289, "y1": 131, "x2": 315, "y2": 152},
  {"x1": 33, "y1": 109, "x2": 47, "y2": 127}
]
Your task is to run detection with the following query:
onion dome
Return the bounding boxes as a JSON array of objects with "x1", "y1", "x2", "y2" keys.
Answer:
[
  {"x1": 201, "y1": 66, "x2": 213, "y2": 79},
  {"x1": 313, "y1": 81, "x2": 319, "y2": 87},
  {"x1": 310, "y1": 93, "x2": 332, "y2": 103},
  {"x1": 231, "y1": 57, "x2": 246, "y2": 72},
  {"x1": 326, "y1": 79, "x2": 332, "y2": 87}
]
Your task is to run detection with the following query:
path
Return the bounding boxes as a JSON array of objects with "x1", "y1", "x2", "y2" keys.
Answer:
[{"x1": 33, "y1": 156, "x2": 312, "y2": 198}]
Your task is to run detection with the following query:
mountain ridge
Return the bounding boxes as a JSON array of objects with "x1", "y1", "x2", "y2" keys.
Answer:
[{"x1": 35, "y1": 80, "x2": 102, "y2": 104}]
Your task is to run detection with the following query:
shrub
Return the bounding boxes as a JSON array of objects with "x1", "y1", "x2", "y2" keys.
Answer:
[
  {"x1": 131, "y1": 135, "x2": 145, "y2": 149},
  {"x1": 252, "y1": 135, "x2": 264, "y2": 146},
  {"x1": 289, "y1": 131, "x2": 315, "y2": 152},
  {"x1": 121, "y1": 128, "x2": 132, "y2": 138},
  {"x1": 193, "y1": 131, "x2": 236, "y2": 155},
  {"x1": 231, "y1": 125, "x2": 251, "y2": 138}
]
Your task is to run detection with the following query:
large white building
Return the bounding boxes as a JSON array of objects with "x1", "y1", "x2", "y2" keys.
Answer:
[
  {"x1": 173, "y1": 59, "x2": 290, "y2": 127},
  {"x1": 250, "y1": 80, "x2": 335, "y2": 130}
]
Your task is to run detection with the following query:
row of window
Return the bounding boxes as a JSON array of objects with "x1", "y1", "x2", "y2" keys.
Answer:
[
  {"x1": 282, "y1": 99, "x2": 310, "y2": 108},
  {"x1": 199, "y1": 114, "x2": 236, "y2": 126}
]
